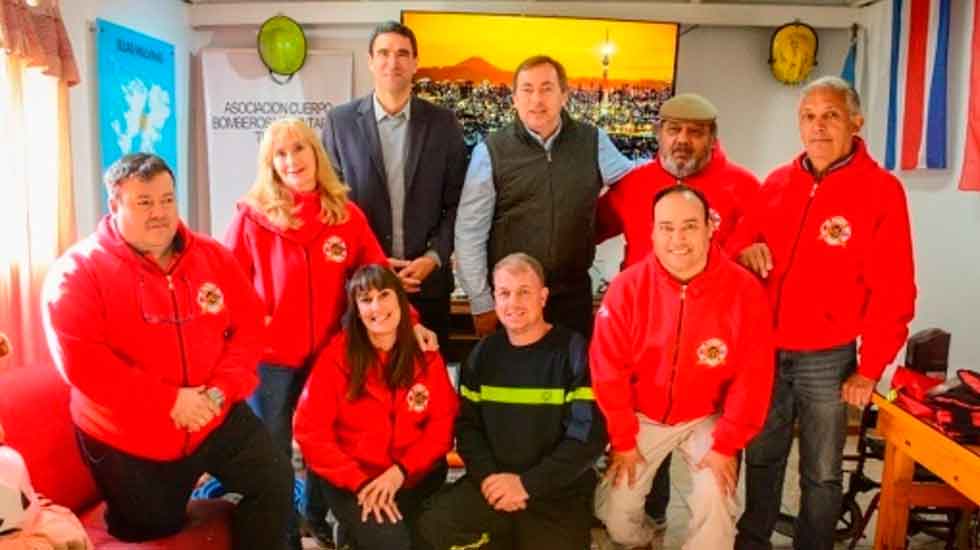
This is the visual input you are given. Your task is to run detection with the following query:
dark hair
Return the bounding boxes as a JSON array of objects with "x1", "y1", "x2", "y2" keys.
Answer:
[
  {"x1": 103, "y1": 153, "x2": 174, "y2": 199},
  {"x1": 652, "y1": 184, "x2": 711, "y2": 223},
  {"x1": 512, "y1": 55, "x2": 568, "y2": 92},
  {"x1": 368, "y1": 21, "x2": 418, "y2": 57},
  {"x1": 343, "y1": 264, "x2": 421, "y2": 400}
]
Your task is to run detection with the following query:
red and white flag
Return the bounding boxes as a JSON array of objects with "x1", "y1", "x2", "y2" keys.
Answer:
[{"x1": 960, "y1": 1, "x2": 980, "y2": 191}]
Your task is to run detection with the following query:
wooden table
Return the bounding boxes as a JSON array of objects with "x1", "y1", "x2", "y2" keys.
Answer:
[{"x1": 873, "y1": 392, "x2": 980, "y2": 549}]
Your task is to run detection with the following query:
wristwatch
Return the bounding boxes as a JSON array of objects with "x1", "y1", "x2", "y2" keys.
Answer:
[{"x1": 206, "y1": 386, "x2": 225, "y2": 410}]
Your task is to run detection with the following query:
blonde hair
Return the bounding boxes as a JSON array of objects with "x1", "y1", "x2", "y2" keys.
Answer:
[{"x1": 245, "y1": 118, "x2": 349, "y2": 230}]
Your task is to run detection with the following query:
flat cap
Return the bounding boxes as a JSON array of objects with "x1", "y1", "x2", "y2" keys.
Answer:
[{"x1": 659, "y1": 93, "x2": 718, "y2": 121}]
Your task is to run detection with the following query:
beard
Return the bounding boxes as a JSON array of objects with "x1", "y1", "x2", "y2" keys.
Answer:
[{"x1": 661, "y1": 147, "x2": 712, "y2": 179}]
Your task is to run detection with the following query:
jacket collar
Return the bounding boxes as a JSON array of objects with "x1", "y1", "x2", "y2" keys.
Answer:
[
  {"x1": 794, "y1": 136, "x2": 869, "y2": 178},
  {"x1": 96, "y1": 214, "x2": 193, "y2": 272},
  {"x1": 235, "y1": 192, "x2": 332, "y2": 246},
  {"x1": 647, "y1": 243, "x2": 725, "y2": 297},
  {"x1": 512, "y1": 108, "x2": 574, "y2": 150}
]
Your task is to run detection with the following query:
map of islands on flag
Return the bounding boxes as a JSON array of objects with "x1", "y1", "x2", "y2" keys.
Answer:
[{"x1": 96, "y1": 19, "x2": 177, "y2": 186}]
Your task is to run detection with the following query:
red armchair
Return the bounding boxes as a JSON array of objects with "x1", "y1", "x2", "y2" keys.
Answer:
[{"x1": 0, "y1": 364, "x2": 234, "y2": 549}]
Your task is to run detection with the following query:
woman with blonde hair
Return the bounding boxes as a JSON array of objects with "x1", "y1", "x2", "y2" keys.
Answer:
[{"x1": 224, "y1": 117, "x2": 435, "y2": 548}]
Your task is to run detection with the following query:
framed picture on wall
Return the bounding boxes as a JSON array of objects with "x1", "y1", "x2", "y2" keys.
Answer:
[{"x1": 402, "y1": 11, "x2": 679, "y2": 160}]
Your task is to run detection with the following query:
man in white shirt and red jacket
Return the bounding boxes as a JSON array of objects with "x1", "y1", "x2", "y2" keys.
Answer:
[
  {"x1": 732, "y1": 76, "x2": 916, "y2": 550},
  {"x1": 591, "y1": 185, "x2": 774, "y2": 549},
  {"x1": 593, "y1": 92, "x2": 761, "y2": 530},
  {"x1": 42, "y1": 153, "x2": 293, "y2": 549}
]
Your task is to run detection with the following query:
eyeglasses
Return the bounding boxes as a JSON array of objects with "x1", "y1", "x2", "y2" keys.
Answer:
[{"x1": 137, "y1": 274, "x2": 202, "y2": 325}]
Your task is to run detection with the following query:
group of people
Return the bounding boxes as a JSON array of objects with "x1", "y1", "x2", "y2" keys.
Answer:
[{"x1": 39, "y1": 17, "x2": 916, "y2": 550}]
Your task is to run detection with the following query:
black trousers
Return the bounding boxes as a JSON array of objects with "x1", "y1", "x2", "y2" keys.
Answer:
[
  {"x1": 75, "y1": 403, "x2": 293, "y2": 550},
  {"x1": 417, "y1": 476, "x2": 594, "y2": 550},
  {"x1": 645, "y1": 454, "x2": 672, "y2": 519},
  {"x1": 409, "y1": 293, "x2": 451, "y2": 354},
  {"x1": 543, "y1": 277, "x2": 594, "y2": 340},
  {"x1": 319, "y1": 463, "x2": 447, "y2": 550}
]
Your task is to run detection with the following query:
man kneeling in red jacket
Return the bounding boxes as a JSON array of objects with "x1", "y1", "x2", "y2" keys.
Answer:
[
  {"x1": 591, "y1": 185, "x2": 774, "y2": 549},
  {"x1": 42, "y1": 154, "x2": 293, "y2": 549}
]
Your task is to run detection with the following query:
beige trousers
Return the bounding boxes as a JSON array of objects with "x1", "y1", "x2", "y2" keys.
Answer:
[{"x1": 594, "y1": 414, "x2": 736, "y2": 549}]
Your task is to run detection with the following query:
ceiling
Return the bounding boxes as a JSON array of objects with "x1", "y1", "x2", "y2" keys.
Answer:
[{"x1": 186, "y1": 0, "x2": 855, "y2": 5}]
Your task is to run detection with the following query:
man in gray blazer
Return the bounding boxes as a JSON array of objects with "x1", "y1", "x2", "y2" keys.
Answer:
[{"x1": 322, "y1": 20, "x2": 466, "y2": 348}]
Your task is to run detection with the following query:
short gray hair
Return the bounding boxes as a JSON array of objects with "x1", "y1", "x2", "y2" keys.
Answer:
[
  {"x1": 493, "y1": 252, "x2": 546, "y2": 286},
  {"x1": 800, "y1": 76, "x2": 862, "y2": 116},
  {"x1": 103, "y1": 153, "x2": 174, "y2": 199}
]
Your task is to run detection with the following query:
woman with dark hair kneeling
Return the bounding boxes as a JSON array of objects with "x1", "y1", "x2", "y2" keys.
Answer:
[{"x1": 294, "y1": 264, "x2": 459, "y2": 550}]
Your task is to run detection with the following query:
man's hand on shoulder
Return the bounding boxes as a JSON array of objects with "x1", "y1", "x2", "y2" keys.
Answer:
[
  {"x1": 480, "y1": 473, "x2": 528, "y2": 512},
  {"x1": 737, "y1": 243, "x2": 773, "y2": 279},
  {"x1": 412, "y1": 323, "x2": 439, "y2": 351},
  {"x1": 170, "y1": 386, "x2": 220, "y2": 432}
]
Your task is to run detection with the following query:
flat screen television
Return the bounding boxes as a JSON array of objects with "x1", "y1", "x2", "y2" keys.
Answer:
[{"x1": 402, "y1": 11, "x2": 679, "y2": 160}]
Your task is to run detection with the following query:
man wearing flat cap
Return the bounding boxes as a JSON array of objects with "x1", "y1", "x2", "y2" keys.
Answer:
[
  {"x1": 594, "y1": 92, "x2": 761, "y2": 531},
  {"x1": 596, "y1": 93, "x2": 761, "y2": 268}
]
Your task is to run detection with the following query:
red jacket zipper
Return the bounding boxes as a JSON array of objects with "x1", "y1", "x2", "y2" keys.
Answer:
[
  {"x1": 167, "y1": 274, "x2": 192, "y2": 455},
  {"x1": 773, "y1": 179, "x2": 820, "y2": 328},
  {"x1": 304, "y1": 248, "x2": 315, "y2": 358},
  {"x1": 662, "y1": 284, "x2": 687, "y2": 423}
]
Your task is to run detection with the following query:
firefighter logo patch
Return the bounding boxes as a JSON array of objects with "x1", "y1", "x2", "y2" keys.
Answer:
[
  {"x1": 709, "y1": 208, "x2": 722, "y2": 230},
  {"x1": 323, "y1": 236, "x2": 348, "y2": 262},
  {"x1": 197, "y1": 283, "x2": 224, "y2": 315},
  {"x1": 406, "y1": 383, "x2": 430, "y2": 413},
  {"x1": 819, "y1": 216, "x2": 852, "y2": 247},
  {"x1": 696, "y1": 338, "x2": 728, "y2": 368}
]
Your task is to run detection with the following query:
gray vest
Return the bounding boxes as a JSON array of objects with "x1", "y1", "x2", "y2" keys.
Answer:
[{"x1": 485, "y1": 112, "x2": 602, "y2": 288}]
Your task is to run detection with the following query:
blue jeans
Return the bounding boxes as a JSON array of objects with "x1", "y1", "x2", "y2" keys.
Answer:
[
  {"x1": 248, "y1": 363, "x2": 313, "y2": 550},
  {"x1": 248, "y1": 363, "x2": 311, "y2": 459},
  {"x1": 736, "y1": 343, "x2": 857, "y2": 550}
]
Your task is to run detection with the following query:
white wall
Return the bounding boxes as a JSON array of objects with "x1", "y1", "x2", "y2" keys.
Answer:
[
  {"x1": 60, "y1": 0, "x2": 201, "y2": 235},
  {"x1": 678, "y1": 25, "x2": 849, "y2": 177}
]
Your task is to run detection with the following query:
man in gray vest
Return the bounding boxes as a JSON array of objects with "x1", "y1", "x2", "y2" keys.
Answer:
[{"x1": 455, "y1": 55, "x2": 635, "y2": 339}]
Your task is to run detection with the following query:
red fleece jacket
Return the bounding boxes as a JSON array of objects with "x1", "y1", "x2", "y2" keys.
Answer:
[
  {"x1": 42, "y1": 217, "x2": 264, "y2": 460},
  {"x1": 224, "y1": 196, "x2": 388, "y2": 367},
  {"x1": 294, "y1": 334, "x2": 459, "y2": 492},
  {"x1": 728, "y1": 138, "x2": 916, "y2": 380},
  {"x1": 596, "y1": 141, "x2": 761, "y2": 268},
  {"x1": 590, "y1": 246, "x2": 774, "y2": 456}
]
